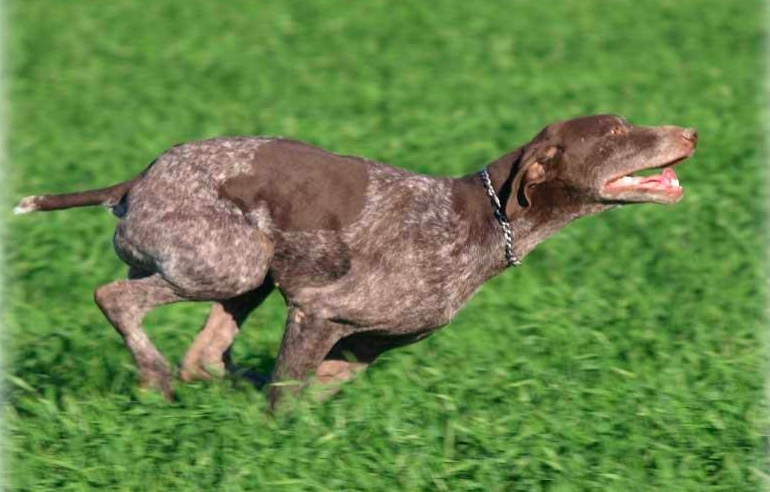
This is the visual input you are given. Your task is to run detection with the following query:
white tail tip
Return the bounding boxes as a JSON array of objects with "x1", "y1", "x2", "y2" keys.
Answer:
[{"x1": 14, "y1": 196, "x2": 39, "y2": 215}]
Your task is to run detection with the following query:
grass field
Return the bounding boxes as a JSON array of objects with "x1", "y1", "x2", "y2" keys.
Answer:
[{"x1": 3, "y1": 1, "x2": 767, "y2": 490}]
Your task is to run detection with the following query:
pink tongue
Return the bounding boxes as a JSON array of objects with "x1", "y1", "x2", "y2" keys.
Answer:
[{"x1": 641, "y1": 167, "x2": 677, "y2": 185}]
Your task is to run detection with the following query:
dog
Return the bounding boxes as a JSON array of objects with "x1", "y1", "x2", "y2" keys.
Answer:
[{"x1": 14, "y1": 114, "x2": 697, "y2": 408}]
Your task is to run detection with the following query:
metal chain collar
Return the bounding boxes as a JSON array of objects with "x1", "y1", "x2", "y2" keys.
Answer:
[{"x1": 478, "y1": 168, "x2": 521, "y2": 267}]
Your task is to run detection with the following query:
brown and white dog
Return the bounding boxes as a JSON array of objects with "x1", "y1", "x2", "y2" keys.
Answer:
[{"x1": 15, "y1": 114, "x2": 697, "y2": 408}]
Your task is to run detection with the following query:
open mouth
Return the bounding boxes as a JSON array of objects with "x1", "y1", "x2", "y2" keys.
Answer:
[{"x1": 602, "y1": 156, "x2": 689, "y2": 203}]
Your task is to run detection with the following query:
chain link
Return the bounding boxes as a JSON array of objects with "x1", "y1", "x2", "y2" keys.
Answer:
[{"x1": 479, "y1": 168, "x2": 521, "y2": 267}]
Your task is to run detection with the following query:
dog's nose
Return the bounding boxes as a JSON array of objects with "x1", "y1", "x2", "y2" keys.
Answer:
[{"x1": 681, "y1": 128, "x2": 698, "y2": 146}]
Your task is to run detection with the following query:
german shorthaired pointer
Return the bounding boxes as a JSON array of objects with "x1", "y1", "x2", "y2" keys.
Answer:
[{"x1": 15, "y1": 114, "x2": 697, "y2": 408}]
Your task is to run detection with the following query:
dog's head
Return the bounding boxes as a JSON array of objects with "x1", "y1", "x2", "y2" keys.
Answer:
[{"x1": 503, "y1": 114, "x2": 697, "y2": 219}]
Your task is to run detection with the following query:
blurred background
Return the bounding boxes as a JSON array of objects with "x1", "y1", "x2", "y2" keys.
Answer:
[{"x1": 4, "y1": 1, "x2": 766, "y2": 490}]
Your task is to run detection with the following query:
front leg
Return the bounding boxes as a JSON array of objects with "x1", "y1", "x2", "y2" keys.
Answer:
[
  {"x1": 268, "y1": 308, "x2": 347, "y2": 410},
  {"x1": 310, "y1": 332, "x2": 391, "y2": 400}
]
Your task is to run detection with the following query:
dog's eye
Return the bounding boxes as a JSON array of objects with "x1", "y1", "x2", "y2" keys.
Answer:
[{"x1": 609, "y1": 127, "x2": 627, "y2": 136}]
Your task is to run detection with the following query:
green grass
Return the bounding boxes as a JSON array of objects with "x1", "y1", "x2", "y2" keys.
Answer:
[{"x1": 3, "y1": 0, "x2": 767, "y2": 490}]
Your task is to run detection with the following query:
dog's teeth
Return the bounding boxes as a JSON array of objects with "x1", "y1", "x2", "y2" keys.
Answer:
[{"x1": 672, "y1": 179, "x2": 680, "y2": 187}]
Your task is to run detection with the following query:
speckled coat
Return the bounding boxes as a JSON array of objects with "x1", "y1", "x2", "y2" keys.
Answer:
[{"x1": 15, "y1": 115, "x2": 697, "y2": 407}]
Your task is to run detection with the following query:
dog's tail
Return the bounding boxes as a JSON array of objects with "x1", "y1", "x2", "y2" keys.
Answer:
[{"x1": 14, "y1": 175, "x2": 143, "y2": 215}]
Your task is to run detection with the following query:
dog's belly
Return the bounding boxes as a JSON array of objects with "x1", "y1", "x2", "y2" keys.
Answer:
[
  {"x1": 286, "y1": 278, "x2": 463, "y2": 334},
  {"x1": 273, "y1": 240, "x2": 484, "y2": 334}
]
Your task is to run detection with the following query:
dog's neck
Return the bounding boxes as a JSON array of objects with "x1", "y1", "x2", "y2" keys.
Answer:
[{"x1": 451, "y1": 152, "x2": 584, "y2": 276}]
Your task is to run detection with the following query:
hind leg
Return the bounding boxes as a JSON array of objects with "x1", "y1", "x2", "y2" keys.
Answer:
[
  {"x1": 180, "y1": 281, "x2": 274, "y2": 383},
  {"x1": 106, "y1": 214, "x2": 274, "y2": 397},
  {"x1": 94, "y1": 274, "x2": 188, "y2": 398}
]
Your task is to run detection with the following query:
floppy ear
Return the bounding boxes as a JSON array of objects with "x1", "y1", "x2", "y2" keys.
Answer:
[{"x1": 505, "y1": 145, "x2": 561, "y2": 216}]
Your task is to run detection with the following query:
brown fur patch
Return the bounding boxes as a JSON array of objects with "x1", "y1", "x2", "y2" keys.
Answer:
[{"x1": 219, "y1": 139, "x2": 369, "y2": 231}]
